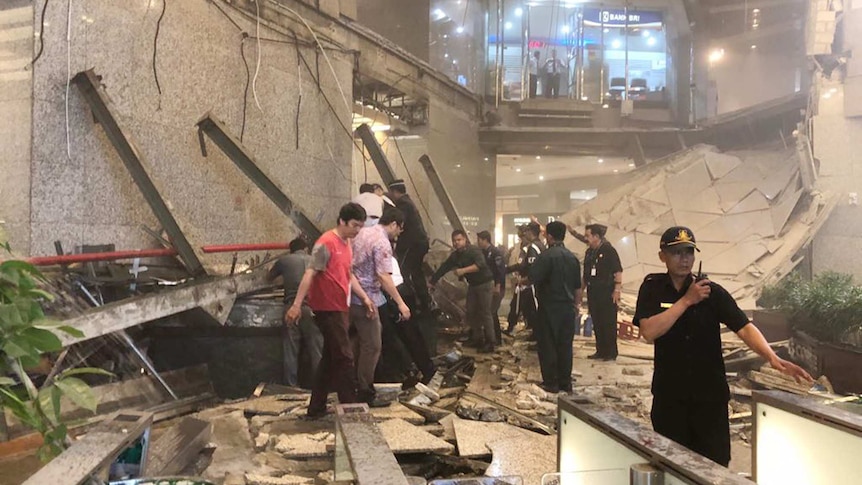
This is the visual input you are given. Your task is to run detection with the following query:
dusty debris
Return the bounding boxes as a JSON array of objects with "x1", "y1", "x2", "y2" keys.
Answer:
[
  {"x1": 622, "y1": 367, "x2": 646, "y2": 376},
  {"x1": 245, "y1": 473, "x2": 314, "y2": 485},
  {"x1": 377, "y1": 418, "x2": 455, "y2": 454},
  {"x1": 274, "y1": 432, "x2": 334, "y2": 458},
  {"x1": 451, "y1": 417, "x2": 532, "y2": 458},
  {"x1": 485, "y1": 433, "x2": 557, "y2": 485},
  {"x1": 602, "y1": 387, "x2": 627, "y2": 401},
  {"x1": 255, "y1": 432, "x2": 271, "y2": 451}
]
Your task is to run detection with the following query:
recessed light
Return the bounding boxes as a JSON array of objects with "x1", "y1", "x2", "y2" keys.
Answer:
[
  {"x1": 484, "y1": 157, "x2": 489, "y2": 161},
  {"x1": 535, "y1": 156, "x2": 541, "y2": 160},
  {"x1": 628, "y1": 163, "x2": 635, "y2": 167},
  {"x1": 456, "y1": 26, "x2": 465, "y2": 34},
  {"x1": 751, "y1": 44, "x2": 757, "y2": 50},
  {"x1": 613, "y1": 169, "x2": 619, "y2": 173},
  {"x1": 515, "y1": 7, "x2": 524, "y2": 17},
  {"x1": 597, "y1": 159, "x2": 604, "y2": 164},
  {"x1": 539, "y1": 175, "x2": 545, "y2": 181},
  {"x1": 515, "y1": 168, "x2": 522, "y2": 172},
  {"x1": 455, "y1": 164, "x2": 461, "y2": 168},
  {"x1": 505, "y1": 21, "x2": 513, "y2": 30}
]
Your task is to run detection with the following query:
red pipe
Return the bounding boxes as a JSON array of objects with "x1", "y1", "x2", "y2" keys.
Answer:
[
  {"x1": 201, "y1": 243, "x2": 289, "y2": 254},
  {"x1": 27, "y1": 248, "x2": 178, "y2": 266}
]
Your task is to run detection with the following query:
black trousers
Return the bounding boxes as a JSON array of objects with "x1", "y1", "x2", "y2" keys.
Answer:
[
  {"x1": 507, "y1": 287, "x2": 540, "y2": 333},
  {"x1": 535, "y1": 302, "x2": 576, "y2": 391},
  {"x1": 396, "y1": 240, "x2": 431, "y2": 312},
  {"x1": 651, "y1": 396, "x2": 731, "y2": 466},
  {"x1": 379, "y1": 299, "x2": 436, "y2": 381},
  {"x1": 529, "y1": 74, "x2": 538, "y2": 98},
  {"x1": 588, "y1": 288, "x2": 618, "y2": 358},
  {"x1": 546, "y1": 73, "x2": 561, "y2": 98}
]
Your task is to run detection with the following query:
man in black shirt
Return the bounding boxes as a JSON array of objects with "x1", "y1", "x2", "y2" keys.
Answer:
[
  {"x1": 583, "y1": 223, "x2": 623, "y2": 361},
  {"x1": 477, "y1": 230, "x2": 506, "y2": 344},
  {"x1": 634, "y1": 226, "x2": 812, "y2": 466},
  {"x1": 528, "y1": 222, "x2": 582, "y2": 393},
  {"x1": 430, "y1": 230, "x2": 496, "y2": 352},
  {"x1": 506, "y1": 222, "x2": 545, "y2": 339},
  {"x1": 388, "y1": 180, "x2": 432, "y2": 314}
]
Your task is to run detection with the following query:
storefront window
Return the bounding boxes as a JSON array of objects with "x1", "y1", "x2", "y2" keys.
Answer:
[{"x1": 430, "y1": 0, "x2": 486, "y2": 93}]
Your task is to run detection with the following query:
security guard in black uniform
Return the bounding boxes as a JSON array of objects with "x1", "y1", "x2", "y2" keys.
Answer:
[
  {"x1": 634, "y1": 226, "x2": 812, "y2": 466},
  {"x1": 583, "y1": 224, "x2": 623, "y2": 360},
  {"x1": 528, "y1": 221, "x2": 582, "y2": 393}
]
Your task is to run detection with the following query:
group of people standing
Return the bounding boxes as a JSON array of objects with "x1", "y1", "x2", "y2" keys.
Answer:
[
  {"x1": 273, "y1": 180, "x2": 436, "y2": 418},
  {"x1": 528, "y1": 49, "x2": 567, "y2": 99}
]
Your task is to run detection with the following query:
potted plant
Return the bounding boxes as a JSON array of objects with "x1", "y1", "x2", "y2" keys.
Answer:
[{"x1": 0, "y1": 243, "x2": 107, "y2": 460}]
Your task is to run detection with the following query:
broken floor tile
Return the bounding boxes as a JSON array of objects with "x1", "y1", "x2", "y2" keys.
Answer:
[
  {"x1": 715, "y1": 182, "x2": 758, "y2": 212},
  {"x1": 202, "y1": 410, "x2": 262, "y2": 479},
  {"x1": 274, "y1": 431, "x2": 334, "y2": 458},
  {"x1": 728, "y1": 190, "x2": 771, "y2": 214},
  {"x1": 704, "y1": 151, "x2": 743, "y2": 180},
  {"x1": 452, "y1": 418, "x2": 532, "y2": 458},
  {"x1": 245, "y1": 473, "x2": 314, "y2": 485},
  {"x1": 485, "y1": 433, "x2": 557, "y2": 485},
  {"x1": 370, "y1": 401, "x2": 425, "y2": 425},
  {"x1": 377, "y1": 418, "x2": 455, "y2": 454}
]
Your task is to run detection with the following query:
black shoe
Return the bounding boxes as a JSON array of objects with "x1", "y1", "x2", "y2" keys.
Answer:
[
  {"x1": 478, "y1": 344, "x2": 495, "y2": 354},
  {"x1": 587, "y1": 353, "x2": 603, "y2": 360},
  {"x1": 305, "y1": 408, "x2": 327, "y2": 420},
  {"x1": 420, "y1": 368, "x2": 437, "y2": 385},
  {"x1": 540, "y1": 383, "x2": 559, "y2": 394},
  {"x1": 358, "y1": 389, "x2": 376, "y2": 404},
  {"x1": 402, "y1": 374, "x2": 420, "y2": 390},
  {"x1": 600, "y1": 355, "x2": 617, "y2": 362}
]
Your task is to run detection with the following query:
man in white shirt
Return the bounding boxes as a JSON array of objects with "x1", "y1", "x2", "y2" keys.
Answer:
[
  {"x1": 528, "y1": 50, "x2": 540, "y2": 98},
  {"x1": 544, "y1": 49, "x2": 566, "y2": 99}
]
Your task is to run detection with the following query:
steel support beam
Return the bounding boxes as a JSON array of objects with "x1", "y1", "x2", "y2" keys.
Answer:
[
  {"x1": 59, "y1": 269, "x2": 271, "y2": 347},
  {"x1": 196, "y1": 113, "x2": 323, "y2": 241},
  {"x1": 72, "y1": 69, "x2": 206, "y2": 277},
  {"x1": 355, "y1": 123, "x2": 398, "y2": 185},
  {"x1": 417, "y1": 155, "x2": 465, "y2": 233}
]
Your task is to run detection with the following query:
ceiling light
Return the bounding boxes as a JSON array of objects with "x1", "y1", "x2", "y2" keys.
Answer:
[
  {"x1": 456, "y1": 164, "x2": 461, "y2": 168},
  {"x1": 647, "y1": 37, "x2": 656, "y2": 46},
  {"x1": 603, "y1": 28, "x2": 610, "y2": 33},
  {"x1": 515, "y1": 168, "x2": 522, "y2": 172},
  {"x1": 444, "y1": 53, "x2": 449, "y2": 58},
  {"x1": 561, "y1": 25, "x2": 571, "y2": 34},
  {"x1": 613, "y1": 169, "x2": 619, "y2": 173},
  {"x1": 514, "y1": 7, "x2": 524, "y2": 17},
  {"x1": 751, "y1": 44, "x2": 757, "y2": 49},
  {"x1": 628, "y1": 163, "x2": 635, "y2": 167},
  {"x1": 535, "y1": 156, "x2": 541, "y2": 160},
  {"x1": 457, "y1": 26, "x2": 465, "y2": 34},
  {"x1": 611, "y1": 39, "x2": 622, "y2": 49},
  {"x1": 708, "y1": 48, "x2": 725, "y2": 63},
  {"x1": 452, "y1": 59, "x2": 458, "y2": 64},
  {"x1": 505, "y1": 21, "x2": 513, "y2": 30},
  {"x1": 539, "y1": 175, "x2": 545, "y2": 181},
  {"x1": 597, "y1": 158, "x2": 604, "y2": 164},
  {"x1": 434, "y1": 9, "x2": 446, "y2": 20},
  {"x1": 484, "y1": 157, "x2": 489, "y2": 161},
  {"x1": 752, "y1": 8, "x2": 760, "y2": 13},
  {"x1": 642, "y1": 30, "x2": 650, "y2": 38}
]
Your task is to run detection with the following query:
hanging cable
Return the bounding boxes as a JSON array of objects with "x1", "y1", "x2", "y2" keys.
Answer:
[
  {"x1": 239, "y1": 34, "x2": 251, "y2": 142},
  {"x1": 30, "y1": 0, "x2": 50, "y2": 66},
  {"x1": 152, "y1": 0, "x2": 167, "y2": 109},
  {"x1": 65, "y1": 0, "x2": 73, "y2": 160},
  {"x1": 291, "y1": 31, "x2": 302, "y2": 150},
  {"x1": 252, "y1": 0, "x2": 264, "y2": 112}
]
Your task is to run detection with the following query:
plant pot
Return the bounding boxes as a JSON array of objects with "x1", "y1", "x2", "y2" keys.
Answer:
[
  {"x1": 790, "y1": 330, "x2": 862, "y2": 394},
  {"x1": 752, "y1": 309, "x2": 792, "y2": 342}
]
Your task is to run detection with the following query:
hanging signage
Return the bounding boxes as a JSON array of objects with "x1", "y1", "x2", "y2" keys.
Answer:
[{"x1": 583, "y1": 8, "x2": 663, "y2": 28}]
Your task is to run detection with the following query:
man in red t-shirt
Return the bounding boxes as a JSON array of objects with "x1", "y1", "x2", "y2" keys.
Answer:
[{"x1": 287, "y1": 202, "x2": 376, "y2": 418}]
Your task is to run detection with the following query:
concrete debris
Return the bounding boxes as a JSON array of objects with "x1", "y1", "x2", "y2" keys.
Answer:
[
  {"x1": 485, "y1": 433, "x2": 557, "y2": 485},
  {"x1": 255, "y1": 432, "x2": 271, "y2": 451},
  {"x1": 622, "y1": 367, "x2": 646, "y2": 376},
  {"x1": 377, "y1": 418, "x2": 455, "y2": 454},
  {"x1": 451, "y1": 417, "x2": 532, "y2": 458},
  {"x1": 416, "y1": 382, "x2": 441, "y2": 402},
  {"x1": 224, "y1": 473, "x2": 246, "y2": 485},
  {"x1": 515, "y1": 399, "x2": 536, "y2": 411},
  {"x1": 202, "y1": 410, "x2": 262, "y2": 479},
  {"x1": 500, "y1": 368, "x2": 518, "y2": 381},
  {"x1": 274, "y1": 432, "x2": 334, "y2": 458},
  {"x1": 370, "y1": 401, "x2": 426, "y2": 424},
  {"x1": 602, "y1": 386, "x2": 627, "y2": 401},
  {"x1": 374, "y1": 383, "x2": 403, "y2": 405},
  {"x1": 245, "y1": 473, "x2": 314, "y2": 485}
]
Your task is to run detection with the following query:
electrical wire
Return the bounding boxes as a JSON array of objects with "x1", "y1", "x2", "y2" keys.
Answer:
[
  {"x1": 252, "y1": 0, "x2": 264, "y2": 112},
  {"x1": 152, "y1": 0, "x2": 167, "y2": 108},
  {"x1": 390, "y1": 135, "x2": 434, "y2": 225},
  {"x1": 30, "y1": 0, "x2": 50, "y2": 66},
  {"x1": 239, "y1": 34, "x2": 251, "y2": 142},
  {"x1": 65, "y1": 0, "x2": 73, "y2": 160}
]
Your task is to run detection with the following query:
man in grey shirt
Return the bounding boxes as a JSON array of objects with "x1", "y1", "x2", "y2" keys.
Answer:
[{"x1": 268, "y1": 237, "x2": 324, "y2": 387}]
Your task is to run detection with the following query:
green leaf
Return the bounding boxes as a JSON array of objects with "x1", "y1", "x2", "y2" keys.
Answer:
[
  {"x1": 0, "y1": 303, "x2": 25, "y2": 328},
  {"x1": 3, "y1": 338, "x2": 36, "y2": 359},
  {"x1": 55, "y1": 377, "x2": 97, "y2": 413},
  {"x1": 36, "y1": 386, "x2": 60, "y2": 426},
  {"x1": 58, "y1": 367, "x2": 113, "y2": 379},
  {"x1": 0, "y1": 376, "x2": 15, "y2": 386},
  {"x1": 55, "y1": 326, "x2": 84, "y2": 338},
  {"x1": 22, "y1": 328, "x2": 62, "y2": 353},
  {"x1": 24, "y1": 289, "x2": 54, "y2": 302},
  {"x1": 0, "y1": 260, "x2": 41, "y2": 276}
]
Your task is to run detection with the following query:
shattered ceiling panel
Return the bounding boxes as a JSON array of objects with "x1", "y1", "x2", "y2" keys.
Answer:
[{"x1": 562, "y1": 144, "x2": 837, "y2": 309}]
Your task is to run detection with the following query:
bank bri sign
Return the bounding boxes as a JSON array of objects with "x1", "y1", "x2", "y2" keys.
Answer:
[{"x1": 583, "y1": 8, "x2": 663, "y2": 28}]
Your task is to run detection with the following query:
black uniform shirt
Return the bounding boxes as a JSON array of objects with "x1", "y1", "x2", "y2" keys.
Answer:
[
  {"x1": 633, "y1": 273, "x2": 750, "y2": 402},
  {"x1": 483, "y1": 245, "x2": 507, "y2": 292},
  {"x1": 529, "y1": 243, "x2": 581, "y2": 305},
  {"x1": 394, "y1": 194, "x2": 428, "y2": 247},
  {"x1": 430, "y1": 245, "x2": 494, "y2": 286},
  {"x1": 507, "y1": 240, "x2": 546, "y2": 278},
  {"x1": 584, "y1": 241, "x2": 622, "y2": 293}
]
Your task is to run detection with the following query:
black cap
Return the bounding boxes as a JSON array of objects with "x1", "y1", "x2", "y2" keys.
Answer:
[
  {"x1": 660, "y1": 226, "x2": 700, "y2": 251},
  {"x1": 388, "y1": 179, "x2": 407, "y2": 192}
]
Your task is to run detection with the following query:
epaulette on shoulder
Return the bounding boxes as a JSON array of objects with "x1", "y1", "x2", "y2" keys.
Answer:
[{"x1": 643, "y1": 273, "x2": 666, "y2": 283}]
